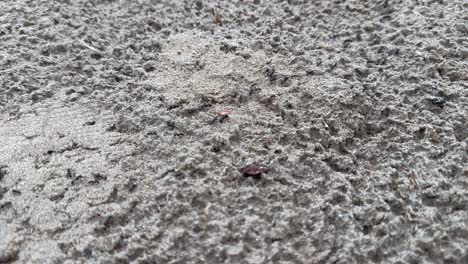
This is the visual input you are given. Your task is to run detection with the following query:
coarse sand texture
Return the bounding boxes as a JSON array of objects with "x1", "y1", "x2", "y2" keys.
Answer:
[{"x1": 0, "y1": 0, "x2": 467, "y2": 263}]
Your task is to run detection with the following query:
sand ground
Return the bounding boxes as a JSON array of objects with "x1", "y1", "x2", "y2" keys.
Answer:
[{"x1": 0, "y1": 0, "x2": 467, "y2": 263}]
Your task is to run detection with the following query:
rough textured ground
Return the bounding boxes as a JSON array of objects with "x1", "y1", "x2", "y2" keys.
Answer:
[{"x1": 0, "y1": 0, "x2": 467, "y2": 263}]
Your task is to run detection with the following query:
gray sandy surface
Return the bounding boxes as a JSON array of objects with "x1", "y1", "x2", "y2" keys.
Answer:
[{"x1": 0, "y1": 0, "x2": 467, "y2": 263}]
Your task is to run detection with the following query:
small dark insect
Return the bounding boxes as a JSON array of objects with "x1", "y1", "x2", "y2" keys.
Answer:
[
  {"x1": 217, "y1": 109, "x2": 230, "y2": 121},
  {"x1": 239, "y1": 165, "x2": 270, "y2": 179},
  {"x1": 0, "y1": 165, "x2": 7, "y2": 181},
  {"x1": 83, "y1": 120, "x2": 96, "y2": 126},
  {"x1": 431, "y1": 98, "x2": 447, "y2": 106},
  {"x1": 209, "y1": 109, "x2": 230, "y2": 124},
  {"x1": 214, "y1": 15, "x2": 222, "y2": 26},
  {"x1": 65, "y1": 168, "x2": 75, "y2": 178}
]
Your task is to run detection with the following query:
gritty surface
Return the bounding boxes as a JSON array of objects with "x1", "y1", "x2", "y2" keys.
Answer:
[{"x1": 0, "y1": 0, "x2": 467, "y2": 263}]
